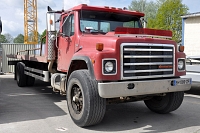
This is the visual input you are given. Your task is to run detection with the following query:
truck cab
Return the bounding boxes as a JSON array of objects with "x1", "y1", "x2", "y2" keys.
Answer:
[{"x1": 8, "y1": 4, "x2": 191, "y2": 127}]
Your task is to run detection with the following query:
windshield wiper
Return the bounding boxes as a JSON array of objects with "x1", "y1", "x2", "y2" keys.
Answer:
[{"x1": 91, "y1": 30, "x2": 106, "y2": 35}]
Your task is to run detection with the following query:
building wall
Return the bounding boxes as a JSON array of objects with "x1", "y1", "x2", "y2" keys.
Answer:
[
  {"x1": 184, "y1": 16, "x2": 200, "y2": 56},
  {"x1": 1, "y1": 43, "x2": 35, "y2": 73}
]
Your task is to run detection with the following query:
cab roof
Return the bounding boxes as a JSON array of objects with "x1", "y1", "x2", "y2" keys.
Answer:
[{"x1": 67, "y1": 4, "x2": 145, "y2": 17}]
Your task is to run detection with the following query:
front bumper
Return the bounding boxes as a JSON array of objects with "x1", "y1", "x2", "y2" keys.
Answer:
[{"x1": 98, "y1": 78, "x2": 192, "y2": 98}]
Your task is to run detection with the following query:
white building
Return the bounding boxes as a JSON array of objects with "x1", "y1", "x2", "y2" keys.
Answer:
[
  {"x1": 181, "y1": 13, "x2": 200, "y2": 83},
  {"x1": 182, "y1": 12, "x2": 200, "y2": 56}
]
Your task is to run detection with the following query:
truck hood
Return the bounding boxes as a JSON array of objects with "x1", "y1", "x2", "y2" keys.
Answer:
[{"x1": 79, "y1": 27, "x2": 175, "y2": 52}]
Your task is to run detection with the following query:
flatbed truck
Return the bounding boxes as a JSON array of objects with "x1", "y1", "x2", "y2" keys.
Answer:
[{"x1": 7, "y1": 4, "x2": 191, "y2": 127}]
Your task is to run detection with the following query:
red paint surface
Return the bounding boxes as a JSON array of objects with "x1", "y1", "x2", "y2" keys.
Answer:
[{"x1": 51, "y1": 5, "x2": 186, "y2": 81}]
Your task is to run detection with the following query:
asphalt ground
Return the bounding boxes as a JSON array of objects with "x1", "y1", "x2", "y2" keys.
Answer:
[{"x1": 0, "y1": 74, "x2": 200, "y2": 133}]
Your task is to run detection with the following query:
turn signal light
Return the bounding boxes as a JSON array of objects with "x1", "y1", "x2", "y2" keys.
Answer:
[
  {"x1": 96, "y1": 43, "x2": 104, "y2": 51},
  {"x1": 49, "y1": 19, "x2": 53, "y2": 25},
  {"x1": 179, "y1": 45, "x2": 184, "y2": 52}
]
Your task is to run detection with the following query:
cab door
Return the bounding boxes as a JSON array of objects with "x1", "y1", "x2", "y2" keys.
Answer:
[{"x1": 57, "y1": 14, "x2": 75, "y2": 72}]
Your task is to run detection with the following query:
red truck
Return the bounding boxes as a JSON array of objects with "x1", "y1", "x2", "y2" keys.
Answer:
[{"x1": 7, "y1": 4, "x2": 191, "y2": 127}]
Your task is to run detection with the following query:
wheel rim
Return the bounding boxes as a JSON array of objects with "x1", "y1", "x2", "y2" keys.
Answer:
[{"x1": 71, "y1": 84, "x2": 83, "y2": 114}]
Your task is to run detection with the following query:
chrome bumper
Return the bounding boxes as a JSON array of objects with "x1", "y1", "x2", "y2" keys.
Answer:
[{"x1": 98, "y1": 78, "x2": 192, "y2": 98}]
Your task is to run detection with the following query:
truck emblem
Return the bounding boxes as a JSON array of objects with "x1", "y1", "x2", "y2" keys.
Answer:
[{"x1": 158, "y1": 65, "x2": 173, "y2": 69}]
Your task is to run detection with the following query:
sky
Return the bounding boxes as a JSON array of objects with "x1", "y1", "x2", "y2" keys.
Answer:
[{"x1": 0, "y1": 0, "x2": 199, "y2": 37}]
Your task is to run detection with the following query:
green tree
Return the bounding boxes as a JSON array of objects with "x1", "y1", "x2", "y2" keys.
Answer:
[
  {"x1": 156, "y1": 0, "x2": 166, "y2": 6},
  {"x1": 148, "y1": 0, "x2": 188, "y2": 42},
  {"x1": 0, "y1": 34, "x2": 9, "y2": 43},
  {"x1": 14, "y1": 34, "x2": 24, "y2": 43},
  {"x1": 4, "y1": 33, "x2": 13, "y2": 43},
  {"x1": 128, "y1": 0, "x2": 158, "y2": 23},
  {"x1": 40, "y1": 29, "x2": 46, "y2": 44}
]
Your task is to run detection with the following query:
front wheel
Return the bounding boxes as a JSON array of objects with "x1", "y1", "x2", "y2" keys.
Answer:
[
  {"x1": 26, "y1": 76, "x2": 35, "y2": 86},
  {"x1": 67, "y1": 70, "x2": 106, "y2": 127},
  {"x1": 144, "y1": 91, "x2": 184, "y2": 114}
]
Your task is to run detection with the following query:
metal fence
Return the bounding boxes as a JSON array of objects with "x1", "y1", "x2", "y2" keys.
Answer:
[{"x1": 0, "y1": 43, "x2": 35, "y2": 73}]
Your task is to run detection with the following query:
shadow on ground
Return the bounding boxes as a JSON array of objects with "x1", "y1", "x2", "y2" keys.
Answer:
[
  {"x1": 86, "y1": 86, "x2": 200, "y2": 132},
  {"x1": 0, "y1": 74, "x2": 67, "y2": 124},
  {"x1": 1, "y1": 74, "x2": 200, "y2": 133},
  {"x1": 185, "y1": 83, "x2": 200, "y2": 95}
]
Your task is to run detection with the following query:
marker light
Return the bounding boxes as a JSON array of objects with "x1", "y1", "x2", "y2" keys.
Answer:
[
  {"x1": 96, "y1": 43, "x2": 104, "y2": 51},
  {"x1": 49, "y1": 19, "x2": 53, "y2": 25},
  {"x1": 111, "y1": 7, "x2": 116, "y2": 9},
  {"x1": 179, "y1": 45, "x2": 184, "y2": 52}
]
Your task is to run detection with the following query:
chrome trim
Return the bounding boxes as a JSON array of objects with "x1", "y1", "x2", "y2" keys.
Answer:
[
  {"x1": 124, "y1": 62, "x2": 172, "y2": 66},
  {"x1": 25, "y1": 67, "x2": 49, "y2": 82},
  {"x1": 98, "y1": 78, "x2": 191, "y2": 98},
  {"x1": 124, "y1": 48, "x2": 173, "y2": 52},
  {"x1": 124, "y1": 55, "x2": 173, "y2": 58},
  {"x1": 122, "y1": 74, "x2": 175, "y2": 80},
  {"x1": 124, "y1": 69, "x2": 172, "y2": 73},
  {"x1": 120, "y1": 43, "x2": 175, "y2": 80},
  {"x1": 115, "y1": 34, "x2": 172, "y2": 39},
  {"x1": 102, "y1": 58, "x2": 117, "y2": 75}
]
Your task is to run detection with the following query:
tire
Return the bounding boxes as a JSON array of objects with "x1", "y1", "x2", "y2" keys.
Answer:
[
  {"x1": 144, "y1": 91, "x2": 184, "y2": 114},
  {"x1": 14, "y1": 64, "x2": 17, "y2": 80},
  {"x1": 67, "y1": 70, "x2": 106, "y2": 127},
  {"x1": 26, "y1": 75, "x2": 35, "y2": 86},
  {"x1": 16, "y1": 62, "x2": 27, "y2": 87}
]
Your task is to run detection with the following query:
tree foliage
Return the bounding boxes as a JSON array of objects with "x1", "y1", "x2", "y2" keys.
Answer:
[
  {"x1": 27, "y1": 32, "x2": 41, "y2": 44},
  {"x1": 148, "y1": 0, "x2": 188, "y2": 42},
  {"x1": 4, "y1": 33, "x2": 13, "y2": 43},
  {"x1": 40, "y1": 29, "x2": 46, "y2": 44},
  {"x1": 0, "y1": 19, "x2": 2, "y2": 34},
  {"x1": 128, "y1": 0, "x2": 158, "y2": 22},
  {"x1": 13, "y1": 34, "x2": 24, "y2": 43},
  {"x1": 0, "y1": 34, "x2": 9, "y2": 43}
]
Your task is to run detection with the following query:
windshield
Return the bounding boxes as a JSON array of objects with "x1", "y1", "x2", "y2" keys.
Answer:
[{"x1": 80, "y1": 10, "x2": 142, "y2": 34}]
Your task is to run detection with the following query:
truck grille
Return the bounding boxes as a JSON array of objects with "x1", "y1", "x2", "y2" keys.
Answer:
[{"x1": 121, "y1": 43, "x2": 174, "y2": 79}]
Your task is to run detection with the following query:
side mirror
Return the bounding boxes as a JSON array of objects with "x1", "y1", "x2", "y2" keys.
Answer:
[{"x1": 141, "y1": 18, "x2": 147, "y2": 28}]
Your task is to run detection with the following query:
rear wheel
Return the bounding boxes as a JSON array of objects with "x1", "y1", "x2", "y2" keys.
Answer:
[
  {"x1": 16, "y1": 62, "x2": 27, "y2": 87},
  {"x1": 67, "y1": 70, "x2": 106, "y2": 127},
  {"x1": 144, "y1": 91, "x2": 184, "y2": 114}
]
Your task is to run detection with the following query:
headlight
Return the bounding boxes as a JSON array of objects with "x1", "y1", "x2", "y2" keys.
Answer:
[
  {"x1": 105, "y1": 62, "x2": 114, "y2": 72},
  {"x1": 178, "y1": 59, "x2": 185, "y2": 71},
  {"x1": 102, "y1": 59, "x2": 117, "y2": 75}
]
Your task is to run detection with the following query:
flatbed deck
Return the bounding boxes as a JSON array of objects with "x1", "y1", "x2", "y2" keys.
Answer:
[
  {"x1": 6, "y1": 46, "x2": 48, "y2": 63},
  {"x1": 7, "y1": 54, "x2": 48, "y2": 63}
]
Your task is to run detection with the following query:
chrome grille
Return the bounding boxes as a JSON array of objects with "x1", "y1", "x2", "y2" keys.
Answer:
[{"x1": 121, "y1": 43, "x2": 174, "y2": 79}]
